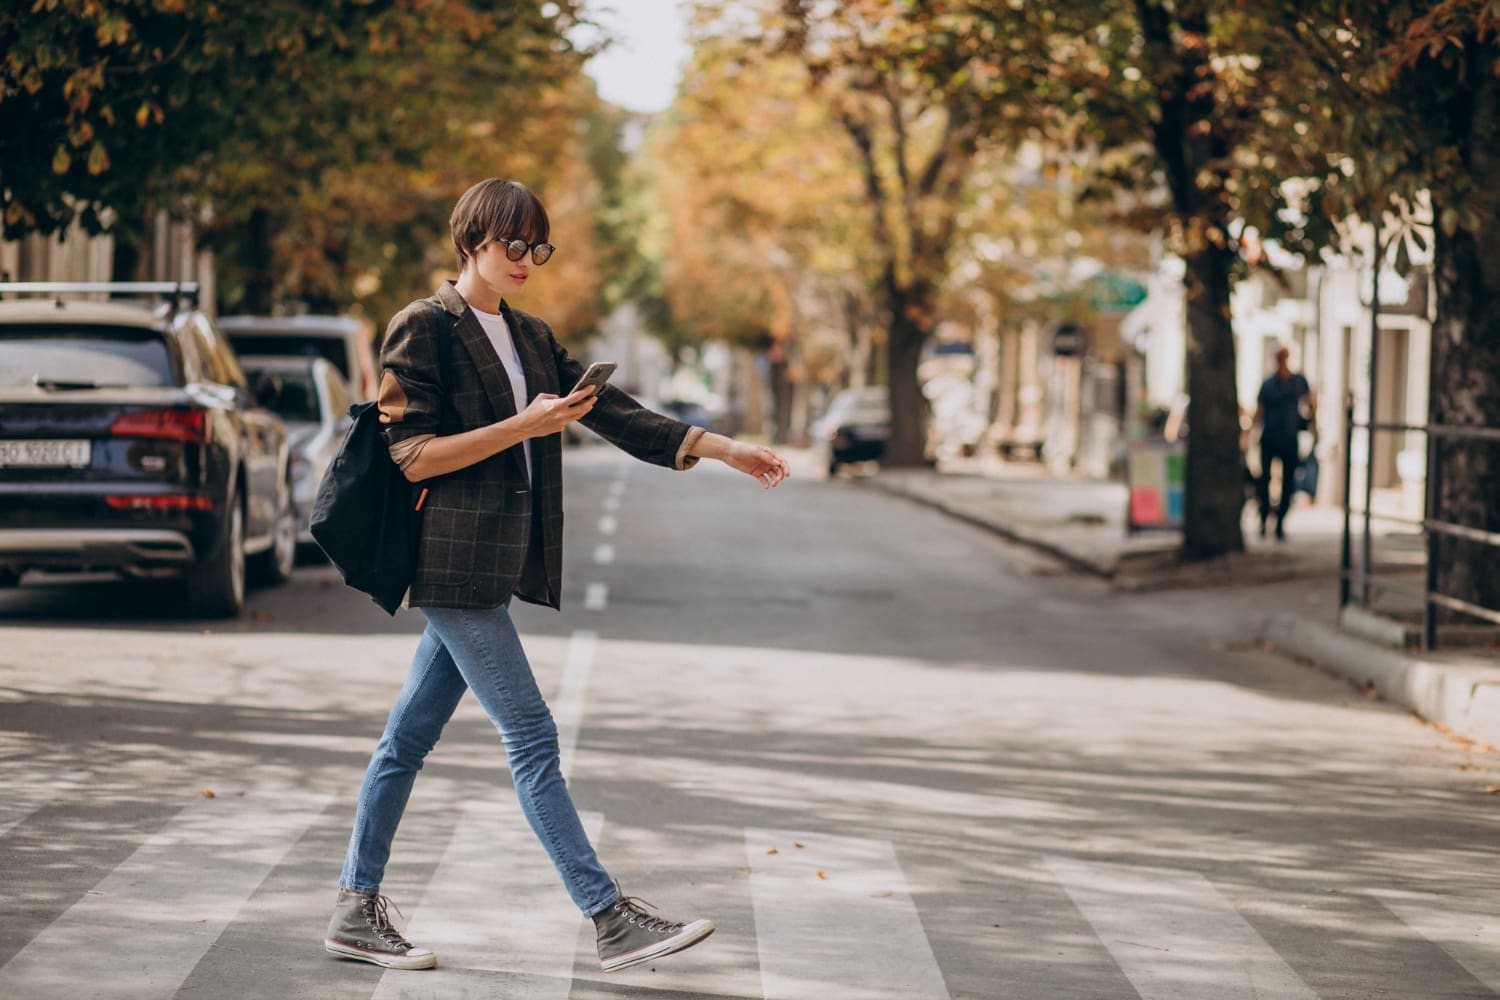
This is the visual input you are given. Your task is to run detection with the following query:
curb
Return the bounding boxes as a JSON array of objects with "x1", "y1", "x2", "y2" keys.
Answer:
[
  {"x1": 1264, "y1": 612, "x2": 1500, "y2": 748},
  {"x1": 859, "y1": 478, "x2": 1115, "y2": 578}
]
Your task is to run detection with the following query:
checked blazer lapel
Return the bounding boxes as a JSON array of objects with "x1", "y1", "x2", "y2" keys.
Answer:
[
  {"x1": 434, "y1": 282, "x2": 529, "y2": 480},
  {"x1": 500, "y1": 299, "x2": 550, "y2": 406}
]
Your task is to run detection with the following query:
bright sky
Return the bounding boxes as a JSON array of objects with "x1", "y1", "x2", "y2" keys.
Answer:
[{"x1": 580, "y1": 0, "x2": 692, "y2": 113}]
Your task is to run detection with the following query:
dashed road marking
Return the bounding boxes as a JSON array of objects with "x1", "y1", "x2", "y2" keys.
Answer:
[
  {"x1": 583, "y1": 582, "x2": 608, "y2": 611},
  {"x1": 556, "y1": 629, "x2": 595, "y2": 781}
]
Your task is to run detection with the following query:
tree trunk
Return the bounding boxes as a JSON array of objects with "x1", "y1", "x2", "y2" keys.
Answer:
[
  {"x1": 1429, "y1": 41, "x2": 1500, "y2": 616},
  {"x1": 108, "y1": 204, "x2": 155, "y2": 284},
  {"x1": 1137, "y1": 0, "x2": 1244, "y2": 560},
  {"x1": 768, "y1": 348, "x2": 794, "y2": 445},
  {"x1": 1181, "y1": 244, "x2": 1246, "y2": 559},
  {"x1": 242, "y1": 206, "x2": 276, "y2": 315},
  {"x1": 883, "y1": 287, "x2": 930, "y2": 467}
]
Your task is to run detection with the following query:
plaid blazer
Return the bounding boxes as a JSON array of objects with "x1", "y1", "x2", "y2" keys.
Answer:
[{"x1": 377, "y1": 282, "x2": 700, "y2": 610}]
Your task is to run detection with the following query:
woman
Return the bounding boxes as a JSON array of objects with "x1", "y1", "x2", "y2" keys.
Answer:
[{"x1": 324, "y1": 179, "x2": 790, "y2": 974}]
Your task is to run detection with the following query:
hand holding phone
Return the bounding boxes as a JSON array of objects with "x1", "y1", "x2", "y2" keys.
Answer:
[{"x1": 572, "y1": 361, "x2": 617, "y2": 401}]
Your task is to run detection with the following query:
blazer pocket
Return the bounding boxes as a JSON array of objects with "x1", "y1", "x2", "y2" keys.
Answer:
[{"x1": 416, "y1": 505, "x2": 474, "y2": 586}]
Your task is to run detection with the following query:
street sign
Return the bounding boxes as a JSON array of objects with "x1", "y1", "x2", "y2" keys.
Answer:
[
  {"x1": 1126, "y1": 440, "x2": 1185, "y2": 533},
  {"x1": 1051, "y1": 322, "x2": 1085, "y2": 357}
]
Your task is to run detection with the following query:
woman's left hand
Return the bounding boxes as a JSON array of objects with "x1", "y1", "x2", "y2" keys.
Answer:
[{"x1": 722, "y1": 440, "x2": 791, "y2": 489}]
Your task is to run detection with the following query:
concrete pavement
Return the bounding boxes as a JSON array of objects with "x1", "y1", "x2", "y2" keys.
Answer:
[{"x1": 861, "y1": 458, "x2": 1500, "y2": 750}]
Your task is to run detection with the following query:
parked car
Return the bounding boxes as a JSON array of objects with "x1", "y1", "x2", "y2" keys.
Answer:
[
  {"x1": 219, "y1": 313, "x2": 378, "y2": 400},
  {"x1": 813, "y1": 386, "x2": 891, "y2": 475},
  {"x1": 237, "y1": 356, "x2": 352, "y2": 544},
  {"x1": 0, "y1": 282, "x2": 297, "y2": 617}
]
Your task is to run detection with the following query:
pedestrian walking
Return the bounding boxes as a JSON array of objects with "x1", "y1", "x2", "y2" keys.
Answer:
[
  {"x1": 1251, "y1": 345, "x2": 1316, "y2": 540},
  {"x1": 324, "y1": 179, "x2": 791, "y2": 974}
]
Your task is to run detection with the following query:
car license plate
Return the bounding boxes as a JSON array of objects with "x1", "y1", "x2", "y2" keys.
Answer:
[{"x1": 0, "y1": 439, "x2": 92, "y2": 468}]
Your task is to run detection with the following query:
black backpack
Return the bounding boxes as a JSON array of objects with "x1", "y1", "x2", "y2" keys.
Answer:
[{"x1": 309, "y1": 301, "x2": 445, "y2": 614}]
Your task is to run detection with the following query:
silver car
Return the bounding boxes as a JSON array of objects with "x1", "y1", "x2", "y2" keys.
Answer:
[
  {"x1": 238, "y1": 356, "x2": 353, "y2": 544},
  {"x1": 219, "y1": 314, "x2": 378, "y2": 401}
]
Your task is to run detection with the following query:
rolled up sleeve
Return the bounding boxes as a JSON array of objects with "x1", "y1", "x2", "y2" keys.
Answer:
[{"x1": 674, "y1": 426, "x2": 705, "y2": 470}]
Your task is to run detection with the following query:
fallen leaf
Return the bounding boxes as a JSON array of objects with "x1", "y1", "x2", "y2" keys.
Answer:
[
  {"x1": 235, "y1": 790, "x2": 246, "y2": 797},
  {"x1": 199, "y1": 789, "x2": 216, "y2": 798},
  {"x1": 1484, "y1": 785, "x2": 1500, "y2": 795},
  {"x1": 766, "y1": 848, "x2": 779, "y2": 855},
  {"x1": 870, "y1": 890, "x2": 893, "y2": 898},
  {"x1": 817, "y1": 870, "x2": 827, "y2": 880},
  {"x1": 794, "y1": 842, "x2": 805, "y2": 848}
]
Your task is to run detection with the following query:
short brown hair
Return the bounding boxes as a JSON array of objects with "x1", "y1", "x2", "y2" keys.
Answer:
[{"x1": 449, "y1": 179, "x2": 550, "y2": 271}]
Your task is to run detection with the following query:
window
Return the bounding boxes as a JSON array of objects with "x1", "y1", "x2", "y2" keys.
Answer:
[
  {"x1": 190, "y1": 318, "x2": 248, "y2": 391},
  {"x1": 0, "y1": 326, "x2": 174, "y2": 388}
]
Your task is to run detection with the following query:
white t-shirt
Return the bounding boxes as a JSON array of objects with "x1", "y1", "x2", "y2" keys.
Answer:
[{"x1": 472, "y1": 306, "x2": 531, "y2": 479}]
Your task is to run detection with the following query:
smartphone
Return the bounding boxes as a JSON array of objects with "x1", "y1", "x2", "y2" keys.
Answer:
[{"x1": 573, "y1": 361, "x2": 617, "y2": 398}]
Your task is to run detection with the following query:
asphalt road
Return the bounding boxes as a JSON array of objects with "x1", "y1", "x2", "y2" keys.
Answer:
[{"x1": 1, "y1": 445, "x2": 1498, "y2": 999}]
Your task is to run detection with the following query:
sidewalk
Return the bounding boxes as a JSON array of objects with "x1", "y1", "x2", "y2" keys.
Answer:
[{"x1": 860, "y1": 459, "x2": 1500, "y2": 748}]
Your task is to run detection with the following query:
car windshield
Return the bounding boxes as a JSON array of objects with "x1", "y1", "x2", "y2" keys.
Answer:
[
  {"x1": 829, "y1": 389, "x2": 889, "y2": 424},
  {"x1": 252, "y1": 368, "x2": 320, "y2": 423},
  {"x1": 227, "y1": 334, "x2": 350, "y2": 381},
  {"x1": 0, "y1": 325, "x2": 174, "y2": 388}
]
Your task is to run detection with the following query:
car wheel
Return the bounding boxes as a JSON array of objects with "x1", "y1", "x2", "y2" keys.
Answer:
[
  {"x1": 188, "y1": 494, "x2": 245, "y2": 618},
  {"x1": 250, "y1": 476, "x2": 297, "y2": 586}
]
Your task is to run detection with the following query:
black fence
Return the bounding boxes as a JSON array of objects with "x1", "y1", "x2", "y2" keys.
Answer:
[{"x1": 1341, "y1": 399, "x2": 1500, "y2": 650}]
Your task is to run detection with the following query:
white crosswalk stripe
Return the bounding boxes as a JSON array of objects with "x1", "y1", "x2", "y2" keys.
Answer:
[
  {"x1": 7, "y1": 798, "x2": 1500, "y2": 999},
  {"x1": 746, "y1": 828, "x2": 951, "y2": 1000},
  {"x1": 1048, "y1": 858, "x2": 1319, "y2": 1000},
  {"x1": 0, "y1": 789, "x2": 330, "y2": 999},
  {"x1": 1372, "y1": 887, "x2": 1500, "y2": 993},
  {"x1": 371, "y1": 801, "x2": 604, "y2": 999},
  {"x1": 0, "y1": 767, "x2": 89, "y2": 838}
]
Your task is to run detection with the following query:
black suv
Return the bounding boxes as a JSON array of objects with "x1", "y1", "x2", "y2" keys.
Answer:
[{"x1": 0, "y1": 282, "x2": 297, "y2": 616}]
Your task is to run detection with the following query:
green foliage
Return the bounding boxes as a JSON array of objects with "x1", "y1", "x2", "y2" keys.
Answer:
[{"x1": 2, "y1": 0, "x2": 600, "y2": 329}]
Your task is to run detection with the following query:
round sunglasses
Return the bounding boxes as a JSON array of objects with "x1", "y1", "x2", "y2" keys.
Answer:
[{"x1": 495, "y1": 237, "x2": 555, "y2": 266}]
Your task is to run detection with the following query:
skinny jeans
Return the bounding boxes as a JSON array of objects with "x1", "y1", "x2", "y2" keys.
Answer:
[{"x1": 338, "y1": 602, "x2": 619, "y2": 916}]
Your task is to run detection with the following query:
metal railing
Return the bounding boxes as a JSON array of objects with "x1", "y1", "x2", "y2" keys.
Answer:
[
  {"x1": 0, "y1": 281, "x2": 199, "y2": 307},
  {"x1": 1341, "y1": 399, "x2": 1500, "y2": 649}
]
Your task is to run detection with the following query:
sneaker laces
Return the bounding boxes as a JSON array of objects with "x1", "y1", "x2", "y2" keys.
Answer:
[
  {"x1": 360, "y1": 894, "x2": 415, "y2": 950},
  {"x1": 610, "y1": 893, "x2": 684, "y2": 934}
]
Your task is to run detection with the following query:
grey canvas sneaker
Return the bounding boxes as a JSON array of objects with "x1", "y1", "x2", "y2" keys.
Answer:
[
  {"x1": 593, "y1": 889, "x2": 715, "y2": 973},
  {"x1": 323, "y1": 890, "x2": 437, "y2": 970}
]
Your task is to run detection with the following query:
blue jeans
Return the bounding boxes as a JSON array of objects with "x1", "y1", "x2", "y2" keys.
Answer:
[{"x1": 338, "y1": 603, "x2": 619, "y2": 916}]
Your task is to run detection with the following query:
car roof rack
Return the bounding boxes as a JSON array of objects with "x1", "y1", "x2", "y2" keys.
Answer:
[{"x1": 0, "y1": 281, "x2": 200, "y2": 310}]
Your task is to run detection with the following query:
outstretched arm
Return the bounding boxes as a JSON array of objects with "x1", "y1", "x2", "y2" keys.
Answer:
[{"x1": 687, "y1": 432, "x2": 791, "y2": 489}]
